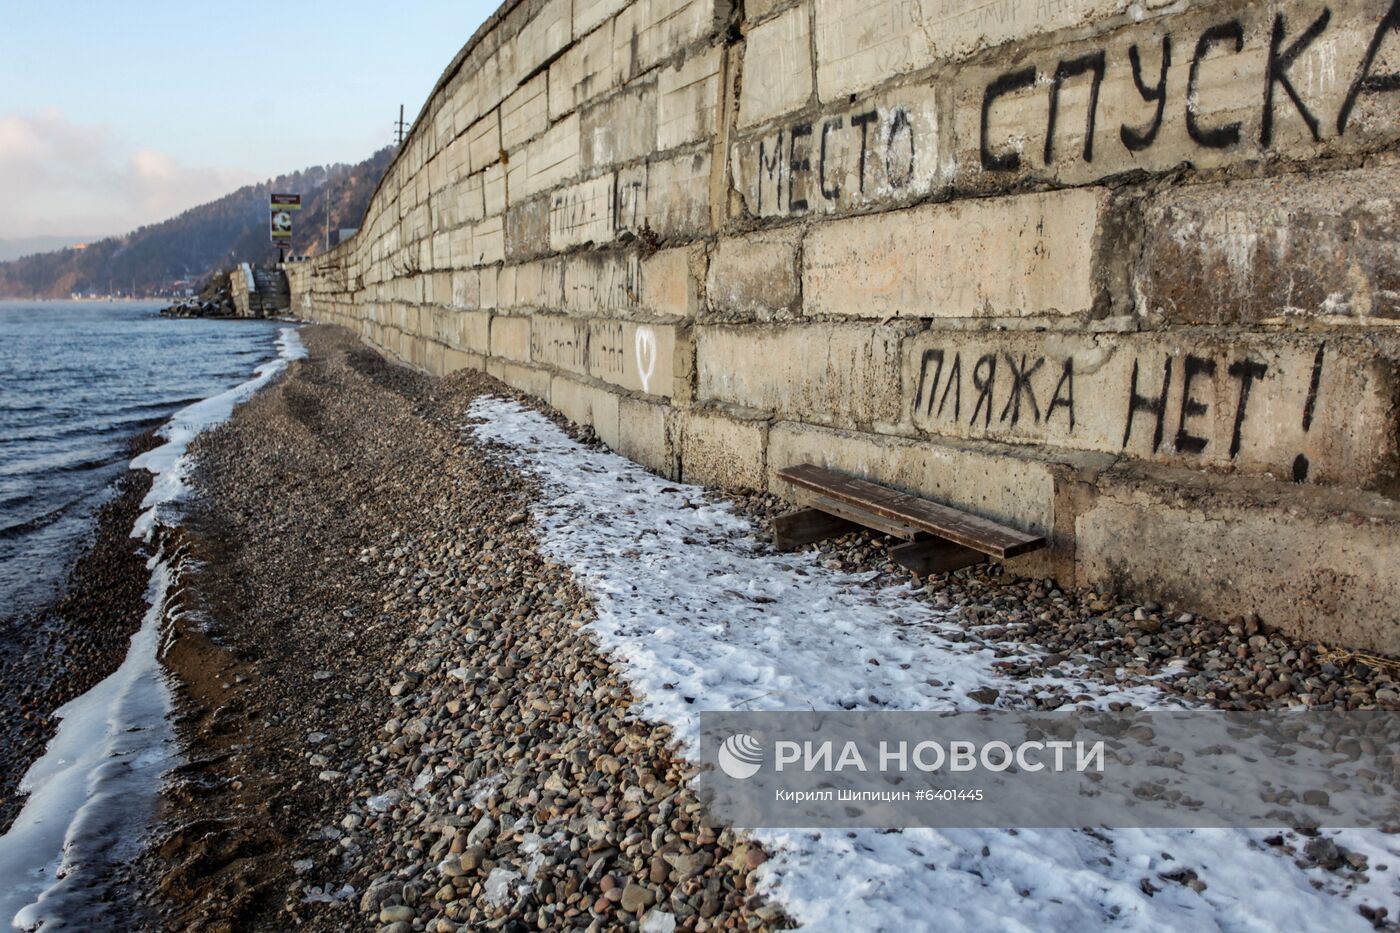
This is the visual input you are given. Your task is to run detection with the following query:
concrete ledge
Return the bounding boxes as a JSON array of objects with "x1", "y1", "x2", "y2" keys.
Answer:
[{"x1": 1080, "y1": 463, "x2": 1400, "y2": 655}]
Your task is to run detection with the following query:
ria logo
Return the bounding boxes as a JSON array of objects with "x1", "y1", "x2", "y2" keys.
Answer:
[{"x1": 717, "y1": 733, "x2": 764, "y2": 780}]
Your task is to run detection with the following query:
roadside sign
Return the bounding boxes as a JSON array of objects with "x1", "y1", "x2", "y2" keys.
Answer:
[{"x1": 270, "y1": 193, "x2": 300, "y2": 245}]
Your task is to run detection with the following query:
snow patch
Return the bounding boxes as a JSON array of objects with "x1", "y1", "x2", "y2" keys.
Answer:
[{"x1": 466, "y1": 395, "x2": 1400, "y2": 933}]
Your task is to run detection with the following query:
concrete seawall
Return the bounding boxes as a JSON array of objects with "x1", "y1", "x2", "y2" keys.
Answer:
[{"x1": 287, "y1": 0, "x2": 1400, "y2": 653}]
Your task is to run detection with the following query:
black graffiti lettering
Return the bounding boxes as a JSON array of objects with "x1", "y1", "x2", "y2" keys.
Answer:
[
  {"x1": 1226, "y1": 358, "x2": 1268, "y2": 458},
  {"x1": 1337, "y1": 0, "x2": 1400, "y2": 135},
  {"x1": 1187, "y1": 21, "x2": 1245, "y2": 148},
  {"x1": 758, "y1": 131, "x2": 784, "y2": 214},
  {"x1": 1262, "y1": 9, "x2": 1332, "y2": 146},
  {"x1": 970, "y1": 353, "x2": 998, "y2": 428},
  {"x1": 981, "y1": 66, "x2": 1038, "y2": 171},
  {"x1": 850, "y1": 110, "x2": 879, "y2": 194},
  {"x1": 1123, "y1": 356, "x2": 1173, "y2": 452},
  {"x1": 1174, "y1": 354, "x2": 1216, "y2": 454},
  {"x1": 915, "y1": 348, "x2": 945, "y2": 416},
  {"x1": 1121, "y1": 37, "x2": 1172, "y2": 151},
  {"x1": 1047, "y1": 358, "x2": 1076, "y2": 430},
  {"x1": 1045, "y1": 51, "x2": 1106, "y2": 164},
  {"x1": 885, "y1": 108, "x2": 916, "y2": 187},
  {"x1": 939, "y1": 352, "x2": 963, "y2": 420},
  {"x1": 1302, "y1": 343, "x2": 1325, "y2": 431},
  {"x1": 999, "y1": 353, "x2": 1044, "y2": 426},
  {"x1": 788, "y1": 124, "x2": 812, "y2": 213},
  {"x1": 819, "y1": 117, "x2": 844, "y2": 201}
]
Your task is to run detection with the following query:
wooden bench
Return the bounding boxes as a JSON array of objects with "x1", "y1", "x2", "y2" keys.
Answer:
[{"x1": 772, "y1": 463, "x2": 1046, "y2": 575}]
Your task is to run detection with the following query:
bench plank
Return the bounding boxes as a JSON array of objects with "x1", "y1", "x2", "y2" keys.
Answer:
[
  {"x1": 792, "y1": 488, "x2": 923, "y2": 541},
  {"x1": 773, "y1": 508, "x2": 858, "y2": 550},
  {"x1": 776, "y1": 463, "x2": 1045, "y2": 559}
]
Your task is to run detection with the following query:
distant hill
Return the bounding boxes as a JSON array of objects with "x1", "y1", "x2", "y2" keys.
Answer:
[
  {"x1": 0, "y1": 147, "x2": 395, "y2": 299},
  {"x1": 0, "y1": 236, "x2": 95, "y2": 263}
]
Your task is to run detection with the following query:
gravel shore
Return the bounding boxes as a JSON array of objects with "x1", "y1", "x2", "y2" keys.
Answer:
[
  {"x1": 149, "y1": 326, "x2": 783, "y2": 931},
  {"x1": 0, "y1": 429, "x2": 160, "y2": 835},
  {"x1": 146, "y1": 324, "x2": 1398, "y2": 931}
]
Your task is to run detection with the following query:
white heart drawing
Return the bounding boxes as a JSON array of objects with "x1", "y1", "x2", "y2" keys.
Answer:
[{"x1": 634, "y1": 327, "x2": 657, "y2": 394}]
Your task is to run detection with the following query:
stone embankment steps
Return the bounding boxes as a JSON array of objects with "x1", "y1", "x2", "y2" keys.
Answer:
[{"x1": 250, "y1": 267, "x2": 291, "y2": 316}]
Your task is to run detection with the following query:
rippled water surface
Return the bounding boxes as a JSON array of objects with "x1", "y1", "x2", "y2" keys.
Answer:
[{"x1": 0, "y1": 301, "x2": 283, "y2": 618}]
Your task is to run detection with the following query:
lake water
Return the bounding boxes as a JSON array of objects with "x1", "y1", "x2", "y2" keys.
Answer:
[
  {"x1": 0, "y1": 301, "x2": 284, "y2": 619},
  {"x1": 0, "y1": 301, "x2": 302, "y2": 930}
]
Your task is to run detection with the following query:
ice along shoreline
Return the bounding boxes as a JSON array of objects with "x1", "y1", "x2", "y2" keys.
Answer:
[{"x1": 0, "y1": 327, "x2": 307, "y2": 931}]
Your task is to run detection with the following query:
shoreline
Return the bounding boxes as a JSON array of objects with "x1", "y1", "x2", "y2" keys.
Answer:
[
  {"x1": 0, "y1": 428, "x2": 162, "y2": 835},
  {"x1": 0, "y1": 325, "x2": 307, "y2": 930}
]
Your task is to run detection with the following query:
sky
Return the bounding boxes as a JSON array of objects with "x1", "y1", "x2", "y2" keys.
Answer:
[{"x1": 0, "y1": 0, "x2": 499, "y2": 241}]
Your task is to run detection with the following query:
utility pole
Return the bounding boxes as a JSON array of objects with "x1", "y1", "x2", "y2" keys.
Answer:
[
  {"x1": 394, "y1": 104, "x2": 408, "y2": 146},
  {"x1": 325, "y1": 180, "x2": 332, "y2": 252}
]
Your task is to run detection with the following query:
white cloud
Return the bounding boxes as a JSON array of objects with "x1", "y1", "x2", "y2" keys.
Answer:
[{"x1": 0, "y1": 109, "x2": 255, "y2": 239}]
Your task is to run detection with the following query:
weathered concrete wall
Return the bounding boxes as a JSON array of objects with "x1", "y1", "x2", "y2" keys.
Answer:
[
  {"x1": 230, "y1": 264, "x2": 255, "y2": 318},
  {"x1": 287, "y1": 0, "x2": 1400, "y2": 652}
]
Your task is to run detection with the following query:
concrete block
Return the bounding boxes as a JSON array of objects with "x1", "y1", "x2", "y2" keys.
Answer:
[
  {"x1": 696, "y1": 323, "x2": 903, "y2": 428},
  {"x1": 530, "y1": 313, "x2": 591, "y2": 374},
  {"x1": 472, "y1": 215, "x2": 506, "y2": 266},
  {"x1": 452, "y1": 173, "x2": 485, "y2": 226},
  {"x1": 575, "y1": 0, "x2": 629, "y2": 36},
  {"x1": 549, "y1": 19, "x2": 617, "y2": 120},
  {"x1": 1077, "y1": 465, "x2": 1400, "y2": 655},
  {"x1": 588, "y1": 319, "x2": 678, "y2": 396},
  {"x1": 614, "y1": 163, "x2": 648, "y2": 236},
  {"x1": 452, "y1": 310, "x2": 492, "y2": 353},
  {"x1": 551, "y1": 374, "x2": 622, "y2": 445},
  {"x1": 644, "y1": 149, "x2": 711, "y2": 238},
  {"x1": 618, "y1": 395, "x2": 676, "y2": 476},
  {"x1": 549, "y1": 174, "x2": 617, "y2": 249},
  {"x1": 804, "y1": 188, "x2": 1106, "y2": 320},
  {"x1": 582, "y1": 80, "x2": 658, "y2": 172},
  {"x1": 431, "y1": 232, "x2": 452, "y2": 271},
  {"x1": 682, "y1": 407, "x2": 769, "y2": 488},
  {"x1": 510, "y1": 113, "x2": 581, "y2": 198},
  {"x1": 490, "y1": 314, "x2": 532, "y2": 361},
  {"x1": 480, "y1": 266, "x2": 499, "y2": 309},
  {"x1": 616, "y1": 0, "x2": 721, "y2": 82},
  {"x1": 813, "y1": 0, "x2": 1124, "y2": 102},
  {"x1": 515, "y1": 0, "x2": 573, "y2": 76},
  {"x1": 431, "y1": 273, "x2": 453, "y2": 306},
  {"x1": 642, "y1": 246, "x2": 700, "y2": 318},
  {"x1": 510, "y1": 258, "x2": 566, "y2": 309},
  {"x1": 506, "y1": 194, "x2": 552, "y2": 260},
  {"x1": 449, "y1": 226, "x2": 474, "y2": 270},
  {"x1": 903, "y1": 329, "x2": 1399, "y2": 487},
  {"x1": 730, "y1": 84, "x2": 943, "y2": 218},
  {"x1": 442, "y1": 347, "x2": 486, "y2": 374},
  {"x1": 1139, "y1": 166, "x2": 1400, "y2": 325},
  {"x1": 739, "y1": 6, "x2": 813, "y2": 127},
  {"x1": 658, "y1": 46, "x2": 723, "y2": 151},
  {"x1": 501, "y1": 73, "x2": 550, "y2": 153},
  {"x1": 451, "y1": 270, "x2": 480, "y2": 308},
  {"x1": 951, "y1": 0, "x2": 1400, "y2": 192},
  {"x1": 564, "y1": 252, "x2": 641, "y2": 314},
  {"x1": 467, "y1": 112, "x2": 502, "y2": 172},
  {"x1": 490, "y1": 359, "x2": 555, "y2": 401},
  {"x1": 483, "y1": 163, "x2": 508, "y2": 217},
  {"x1": 707, "y1": 226, "x2": 801, "y2": 318}
]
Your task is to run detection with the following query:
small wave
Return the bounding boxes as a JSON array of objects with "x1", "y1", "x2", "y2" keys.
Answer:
[
  {"x1": 0, "y1": 414, "x2": 168, "y2": 449},
  {"x1": 0, "y1": 488, "x2": 105, "y2": 541}
]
